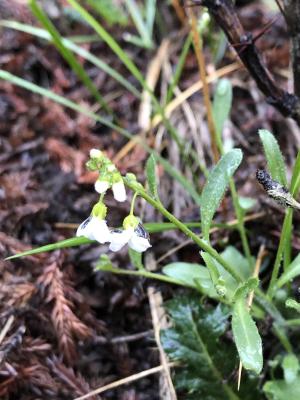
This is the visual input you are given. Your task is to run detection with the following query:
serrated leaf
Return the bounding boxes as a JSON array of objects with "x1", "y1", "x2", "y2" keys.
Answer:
[
  {"x1": 161, "y1": 296, "x2": 258, "y2": 400},
  {"x1": 232, "y1": 298, "x2": 263, "y2": 374},
  {"x1": 282, "y1": 354, "x2": 299, "y2": 383},
  {"x1": 146, "y1": 154, "x2": 159, "y2": 200},
  {"x1": 200, "y1": 149, "x2": 243, "y2": 241},
  {"x1": 162, "y1": 262, "x2": 217, "y2": 297},
  {"x1": 258, "y1": 129, "x2": 287, "y2": 186}
]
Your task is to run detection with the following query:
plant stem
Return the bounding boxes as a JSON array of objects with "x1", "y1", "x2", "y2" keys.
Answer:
[
  {"x1": 97, "y1": 266, "x2": 187, "y2": 286},
  {"x1": 229, "y1": 180, "x2": 252, "y2": 266},
  {"x1": 125, "y1": 180, "x2": 242, "y2": 282},
  {"x1": 267, "y1": 209, "x2": 293, "y2": 298}
]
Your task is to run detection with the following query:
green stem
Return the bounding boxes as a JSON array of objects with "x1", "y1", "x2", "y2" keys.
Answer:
[
  {"x1": 267, "y1": 209, "x2": 293, "y2": 298},
  {"x1": 229, "y1": 180, "x2": 252, "y2": 266},
  {"x1": 98, "y1": 266, "x2": 188, "y2": 286},
  {"x1": 125, "y1": 180, "x2": 242, "y2": 283},
  {"x1": 130, "y1": 192, "x2": 139, "y2": 215}
]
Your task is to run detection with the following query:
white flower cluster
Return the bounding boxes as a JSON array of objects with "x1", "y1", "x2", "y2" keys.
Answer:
[{"x1": 76, "y1": 149, "x2": 151, "y2": 253}]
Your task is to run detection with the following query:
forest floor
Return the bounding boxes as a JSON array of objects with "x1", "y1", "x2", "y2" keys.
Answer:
[{"x1": 0, "y1": 1, "x2": 299, "y2": 399}]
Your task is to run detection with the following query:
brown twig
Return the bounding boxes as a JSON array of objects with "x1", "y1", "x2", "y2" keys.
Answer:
[{"x1": 191, "y1": 0, "x2": 300, "y2": 126}]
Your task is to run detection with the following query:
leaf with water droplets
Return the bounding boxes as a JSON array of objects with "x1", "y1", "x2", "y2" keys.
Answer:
[
  {"x1": 258, "y1": 129, "x2": 287, "y2": 186},
  {"x1": 200, "y1": 149, "x2": 243, "y2": 241},
  {"x1": 232, "y1": 297, "x2": 263, "y2": 374}
]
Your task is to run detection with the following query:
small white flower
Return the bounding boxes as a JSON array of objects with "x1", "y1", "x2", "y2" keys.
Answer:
[
  {"x1": 90, "y1": 148, "x2": 102, "y2": 158},
  {"x1": 76, "y1": 216, "x2": 110, "y2": 244},
  {"x1": 128, "y1": 232, "x2": 151, "y2": 252},
  {"x1": 109, "y1": 225, "x2": 151, "y2": 253},
  {"x1": 95, "y1": 180, "x2": 110, "y2": 194},
  {"x1": 112, "y1": 180, "x2": 127, "y2": 202},
  {"x1": 109, "y1": 229, "x2": 132, "y2": 252}
]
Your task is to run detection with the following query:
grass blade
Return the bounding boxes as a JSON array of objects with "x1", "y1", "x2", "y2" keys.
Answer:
[
  {"x1": 5, "y1": 237, "x2": 92, "y2": 260},
  {"x1": 0, "y1": 20, "x2": 140, "y2": 98},
  {"x1": 30, "y1": 0, "x2": 111, "y2": 113},
  {"x1": 0, "y1": 69, "x2": 201, "y2": 204}
]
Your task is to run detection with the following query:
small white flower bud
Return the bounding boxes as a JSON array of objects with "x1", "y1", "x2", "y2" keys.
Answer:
[
  {"x1": 112, "y1": 180, "x2": 127, "y2": 202},
  {"x1": 95, "y1": 180, "x2": 110, "y2": 194},
  {"x1": 90, "y1": 148, "x2": 102, "y2": 158},
  {"x1": 107, "y1": 164, "x2": 116, "y2": 172}
]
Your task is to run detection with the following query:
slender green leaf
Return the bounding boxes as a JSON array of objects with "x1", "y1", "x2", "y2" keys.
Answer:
[
  {"x1": 275, "y1": 253, "x2": 300, "y2": 289},
  {"x1": 0, "y1": 20, "x2": 140, "y2": 98},
  {"x1": 290, "y1": 149, "x2": 300, "y2": 195},
  {"x1": 258, "y1": 129, "x2": 287, "y2": 186},
  {"x1": 30, "y1": 0, "x2": 110, "y2": 113},
  {"x1": 166, "y1": 34, "x2": 192, "y2": 103},
  {"x1": 232, "y1": 297, "x2": 263, "y2": 374},
  {"x1": 67, "y1": 0, "x2": 145, "y2": 85},
  {"x1": 5, "y1": 237, "x2": 92, "y2": 260},
  {"x1": 200, "y1": 149, "x2": 243, "y2": 241},
  {"x1": 124, "y1": 0, "x2": 152, "y2": 48},
  {"x1": 212, "y1": 78, "x2": 232, "y2": 147},
  {"x1": 66, "y1": 0, "x2": 191, "y2": 168},
  {"x1": 0, "y1": 69, "x2": 201, "y2": 204},
  {"x1": 146, "y1": 154, "x2": 159, "y2": 200}
]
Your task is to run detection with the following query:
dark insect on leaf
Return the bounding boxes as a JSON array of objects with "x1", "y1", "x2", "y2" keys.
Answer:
[{"x1": 256, "y1": 169, "x2": 300, "y2": 210}]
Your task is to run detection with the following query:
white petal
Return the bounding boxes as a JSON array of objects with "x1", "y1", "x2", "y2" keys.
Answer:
[
  {"x1": 76, "y1": 216, "x2": 95, "y2": 240},
  {"x1": 95, "y1": 180, "x2": 109, "y2": 194},
  {"x1": 112, "y1": 181, "x2": 127, "y2": 202},
  {"x1": 109, "y1": 229, "x2": 132, "y2": 252},
  {"x1": 90, "y1": 148, "x2": 102, "y2": 158},
  {"x1": 128, "y1": 232, "x2": 151, "y2": 253},
  {"x1": 92, "y1": 219, "x2": 111, "y2": 244}
]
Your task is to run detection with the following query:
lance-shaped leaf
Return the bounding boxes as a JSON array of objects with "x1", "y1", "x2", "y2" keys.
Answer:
[
  {"x1": 258, "y1": 129, "x2": 287, "y2": 186},
  {"x1": 200, "y1": 149, "x2": 243, "y2": 241},
  {"x1": 275, "y1": 253, "x2": 300, "y2": 289},
  {"x1": 212, "y1": 78, "x2": 232, "y2": 147},
  {"x1": 146, "y1": 154, "x2": 159, "y2": 201},
  {"x1": 232, "y1": 296, "x2": 263, "y2": 374}
]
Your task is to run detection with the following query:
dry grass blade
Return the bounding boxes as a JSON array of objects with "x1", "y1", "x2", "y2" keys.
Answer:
[
  {"x1": 148, "y1": 287, "x2": 177, "y2": 400},
  {"x1": 73, "y1": 363, "x2": 177, "y2": 400},
  {"x1": 188, "y1": 6, "x2": 219, "y2": 162},
  {"x1": 0, "y1": 316, "x2": 14, "y2": 345}
]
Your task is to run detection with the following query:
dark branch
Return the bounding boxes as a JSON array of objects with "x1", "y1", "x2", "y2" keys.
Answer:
[{"x1": 191, "y1": 0, "x2": 300, "y2": 126}]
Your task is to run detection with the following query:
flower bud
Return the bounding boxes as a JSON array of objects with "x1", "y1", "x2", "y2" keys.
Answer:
[
  {"x1": 95, "y1": 179, "x2": 110, "y2": 194},
  {"x1": 90, "y1": 148, "x2": 102, "y2": 159},
  {"x1": 112, "y1": 180, "x2": 127, "y2": 202}
]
